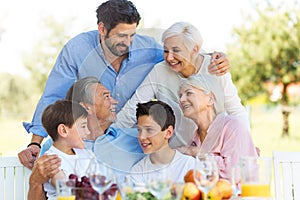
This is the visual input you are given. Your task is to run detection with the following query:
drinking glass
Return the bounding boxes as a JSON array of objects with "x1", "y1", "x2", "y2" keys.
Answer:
[
  {"x1": 194, "y1": 153, "x2": 219, "y2": 200},
  {"x1": 146, "y1": 166, "x2": 172, "y2": 199},
  {"x1": 74, "y1": 158, "x2": 91, "y2": 178},
  {"x1": 116, "y1": 175, "x2": 135, "y2": 200},
  {"x1": 56, "y1": 179, "x2": 76, "y2": 200},
  {"x1": 240, "y1": 156, "x2": 272, "y2": 199},
  {"x1": 231, "y1": 166, "x2": 241, "y2": 198},
  {"x1": 87, "y1": 158, "x2": 115, "y2": 196},
  {"x1": 170, "y1": 182, "x2": 185, "y2": 200}
]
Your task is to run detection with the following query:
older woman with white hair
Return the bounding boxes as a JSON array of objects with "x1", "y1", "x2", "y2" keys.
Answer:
[
  {"x1": 178, "y1": 74, "x2": 258, "y2": 180},
  {"x1": 115, "y1": 22, "x2": 247, "y2": 148}
]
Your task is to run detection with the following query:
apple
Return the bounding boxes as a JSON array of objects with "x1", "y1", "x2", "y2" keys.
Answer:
[
  {"x1": 184, "y1": 169, "x2": 201, "y2": 184},
  {"x1": 215, "y1": 179, "x2": 232, "y2": 199},
  {"x1": 204, "y1": 179, "x2": 233, "y2": 200},
  {"x1": 181, "y1": 182, "x2": 201, "y2": 200},
  {"x1": 206, "y1": 186, "x2": 222, "y2": 200}
]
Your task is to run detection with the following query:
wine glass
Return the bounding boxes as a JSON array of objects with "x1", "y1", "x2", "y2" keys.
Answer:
[
  {"x1": 116, "y1": 175, "x2": 135, "y2": 200},
  {"x1": 170, "y1": 182, "x2": 185, "y2": 200},
  {"x1": 74, "y1": 158, "x2": 91, "y2": 178},
  {"x1": 87, "y1": 158, "x2": 115, "y2": 197},
  {"x1": 194, "y1": 153, "x2": 219, "y2": 199},
  {"x1": 146, "y1": 166, "x2": 172, "y2": 200}
]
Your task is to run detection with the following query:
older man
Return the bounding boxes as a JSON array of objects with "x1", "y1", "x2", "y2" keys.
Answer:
[{"x1": 28, "y1": 77, "x2": 145, "y2": 200}]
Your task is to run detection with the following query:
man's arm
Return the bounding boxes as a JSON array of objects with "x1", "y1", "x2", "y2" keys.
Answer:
[
  {"x1": 19, "y1": 44, "x2": 79, "y2": 168},
  {"x1": 18, "y1": 135, "x2": 43, "y2": 169},
  {"x1": 28, "y1": 154, "x2": 61, "y2": 200}
]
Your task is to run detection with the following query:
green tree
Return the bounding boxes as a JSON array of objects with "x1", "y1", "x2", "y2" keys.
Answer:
[
  {"x1": 0, "y1": 73, "x2": 37, "y2": 118},
  {"x1": 22, "y1": 16, "x2": 74, "y2": 93},
  {"x1": 227, "y1": 1, "x2": 300, "y2": 137}
]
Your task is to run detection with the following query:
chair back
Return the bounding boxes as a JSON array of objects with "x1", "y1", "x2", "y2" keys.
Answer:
[
  {"x1": 0, "y1": 157, "x2": 31, "y2": 200},
  {"x1": 273, "y1": 151, "x2": 300, "y2": 200}
]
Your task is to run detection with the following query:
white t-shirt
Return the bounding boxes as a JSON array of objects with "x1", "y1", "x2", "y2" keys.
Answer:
[
  {"x1": 130, "y1": 150, "x2": 195, "y2": 184},
  {"x1": 43, "y1": 146, "x2": 94, "y2": 200}
]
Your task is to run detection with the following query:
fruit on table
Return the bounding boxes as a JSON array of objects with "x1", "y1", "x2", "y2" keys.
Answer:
[
  {"x1": 102, "y1": 183, "x2": 118, "y2": 200},
  {"x1": 183, "y1": 170, "x2": 233, "y2": 199},
  {"x1": 68, "y1": 173, "x2": 118, "y2": 200},
  {"x1": 181, "y1": 182, "x2": 201, "y2": 200},
  {"x1": 204, "y1": 179, "x2": 232, "y2": 200},
  {"x1": 184, "y1": 169, "x2": 201, "y2": 184},
  {"x1": 205, "y1": 186, "x2": 222, "y2": 200},
  {"x1": 215, "y1": 179, "x2": 232, "y2": 199},
  {"x1": 68, "y1": 174, "x2": 99, "y2": 200}
]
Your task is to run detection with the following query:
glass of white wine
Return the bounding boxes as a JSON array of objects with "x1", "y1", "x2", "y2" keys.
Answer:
[{"x1": 194, "y1": 153, "x2": 219, "y2": 200}]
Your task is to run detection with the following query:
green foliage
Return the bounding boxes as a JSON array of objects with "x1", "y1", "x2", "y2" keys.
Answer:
[
  {"x1": 0, "y1": 73, "x2": 37, "y2": 118},
  {"x1": 0, "y1": 16, "x2": 74, "y2": 119},
  {"x1": 227, "y1": 1, "x2": 300, "y2": 105},
  {"x1": 22, "y1": 16, "x2": 73, "y2": 93},
  {"x1": 227, "y1": 1, "x2": 300, "y2": 136}
]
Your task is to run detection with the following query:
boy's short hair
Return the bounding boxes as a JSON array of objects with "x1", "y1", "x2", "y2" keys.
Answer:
[
  {"x1": 136, "y1": 100, "x2": 175, "y2": 131},
  {"x1": 42, "y1": 100, "x2": 88, "y2": 141}
]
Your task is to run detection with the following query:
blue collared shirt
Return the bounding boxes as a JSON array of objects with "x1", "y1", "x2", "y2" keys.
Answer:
[
  {"x1": 40, "y1": 126, "x2": 145, "y2": 174},
  {"x1": 85, "y1": 126, "x2": 144, "y2": 174},
  {"x1": 23, "y1": 30, "x2": 163, "y2": 137}
]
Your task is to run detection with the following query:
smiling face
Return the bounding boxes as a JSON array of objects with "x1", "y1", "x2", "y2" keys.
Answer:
[
  {"x1": 179, "y1": 84, "x2": 212, "y2": 120},
  {"x1": 100, "y1": 23, "x2": 137, "y2": 57},
  {"x1": 65, "y1": 116, "x2": 89, "y2": 149},
  {"x1": 163, "y1": 35, "x2": 197, "y2": 77},
  {"x1": 88, "y1": 83, "x2": 118, "y2": 124},
  {"x1": 137, "y1": 115, "x2": 172, "y2": 154}
]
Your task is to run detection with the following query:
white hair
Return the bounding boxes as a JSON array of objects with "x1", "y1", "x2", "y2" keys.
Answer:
[
  {"x1": 179, "y1": 75, "x2": 225, "y2": 114},
  {"x1": 162, "y1": 22, "x2": 203, "y2": 52}
]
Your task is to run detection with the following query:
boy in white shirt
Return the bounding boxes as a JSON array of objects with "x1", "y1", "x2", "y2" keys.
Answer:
[
  {"x1": 130, "y1": 100, "x2": 195, "y2": 184},
  {"x1": 42, "y1": 100, "x2": 93, "y2": 200}
]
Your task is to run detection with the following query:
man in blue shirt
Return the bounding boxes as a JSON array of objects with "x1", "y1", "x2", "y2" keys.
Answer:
[
  {"x1": 28, "y1": 77, "x2": 145, "y2": 200},
  {"x1": 19, "y1": 0, "x2": 230, "y2": 169},
  {"x1": 40, "y1": 76, "x2": 145, "y2": 173}
]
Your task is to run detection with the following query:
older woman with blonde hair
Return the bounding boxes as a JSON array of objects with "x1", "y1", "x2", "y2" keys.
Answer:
[{"x1": 178, "y1": 74, "x2": 258, "y2": 180}]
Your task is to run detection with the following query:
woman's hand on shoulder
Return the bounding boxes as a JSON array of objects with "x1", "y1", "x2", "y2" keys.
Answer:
[
  {"x1": 176, "y1": 146, "x2": 200, "y2": 157},
  {"x1": 208, "y1": 52, "x2": 230, "y2": 76}
]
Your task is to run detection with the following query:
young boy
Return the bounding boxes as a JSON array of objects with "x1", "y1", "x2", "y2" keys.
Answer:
[
  {"x1": 41, "y1": 100, "x2": 93, "y2": 200},
  {"x1": 130, "y1": 100, "x2": 195, "y2": 184}
]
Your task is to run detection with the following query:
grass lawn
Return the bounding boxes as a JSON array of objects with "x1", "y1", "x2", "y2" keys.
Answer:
[
  {"x1": 0, "y1": 105, "x2": 300, "y2": 157},
  {"x1": 0, "y1": 116, "x2": 32, "y2": 156},
  {"x1": 249, "y1": 105, "x2": 300, "y2": 157}
]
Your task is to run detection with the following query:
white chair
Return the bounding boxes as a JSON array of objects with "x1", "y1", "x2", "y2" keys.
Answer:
[
  {"x1": 273, "y1": 151, "x2": 300, "y2": 200},
  {"x1": 0, "y1": 157, "x2": 31, "y2": 200}
]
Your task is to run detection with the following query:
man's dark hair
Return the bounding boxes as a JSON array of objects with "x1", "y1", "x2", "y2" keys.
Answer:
[
  {"x1": 136, "y1": 100, "x2": 175, "y2": 131},
  {"x1": 42, "y1": 100, "x2": 88, "y2": 141},
  {"x1": 96, "y1": 0, "x2": 141, "y2": 34}
]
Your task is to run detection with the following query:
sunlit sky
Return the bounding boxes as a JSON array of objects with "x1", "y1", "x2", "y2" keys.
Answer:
[{"x1": 0, "y1": 0, "x2": 291, "y2": 76}]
